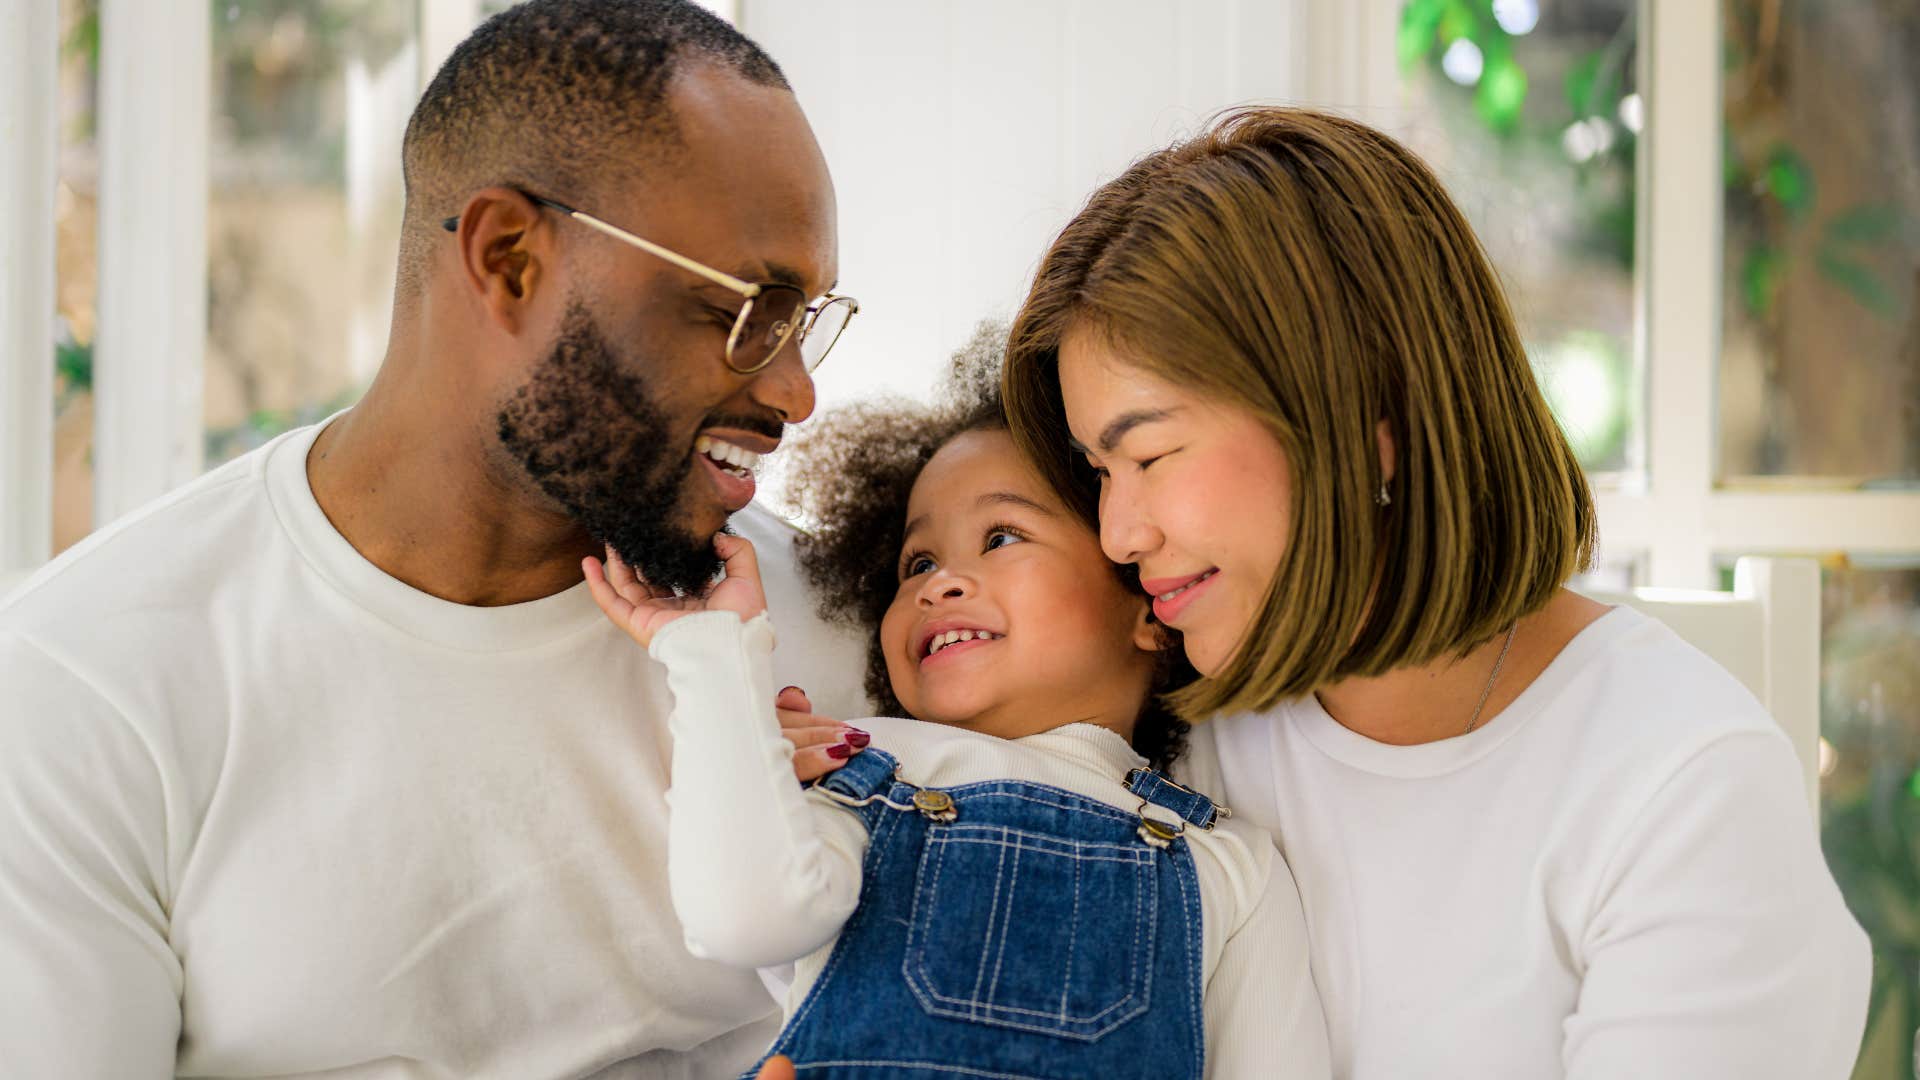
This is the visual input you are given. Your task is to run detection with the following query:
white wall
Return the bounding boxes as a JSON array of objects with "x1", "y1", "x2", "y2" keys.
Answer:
[{"x1": 744, "y1": 0, "x2": 1313, "y2": 419}]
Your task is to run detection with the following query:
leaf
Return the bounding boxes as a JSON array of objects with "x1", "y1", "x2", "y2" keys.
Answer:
[
  {"x1": 1397, "y1": 0, "x2": 1446, "y2": 71},
  {"x1": 1742, "y1": 248, "x2": 1784, "y2": 317},
  {"x1": 1817, "y1": 250, "x2": 1898, "y2": 318},
  {"x1": 1764, "y1": 146, "x2": 1816, "y2": 219},
  {"x1": 54, "y1": 340, "x2": 93, "y2": 393},
  {"x1": 1565, "y1": 52, "x2": 1602, "y2": 118},
  {"x1": 63, "y1": 6, "x2": 99, "y2": 66},
  {"x1": 1824, "y1": 204, "x2": 1905, "y2": 248},
  {"x1": 1438, "y1": 0, "x2": 1477, "y2": 47},
  {"x1": 1474, "y1": 55, "x2": 1528, "y2": 133}
]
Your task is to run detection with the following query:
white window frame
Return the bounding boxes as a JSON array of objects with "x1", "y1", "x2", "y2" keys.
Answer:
[
  {"x1": 1, "y1": 0, "x2": 59, "y2": 581},
  {"x1": 4, "y1": 0, "x2": 1915, "y2": 591},
  {"x1": 1314, "y1": 0, "x2": 1920, "y2": 588}
]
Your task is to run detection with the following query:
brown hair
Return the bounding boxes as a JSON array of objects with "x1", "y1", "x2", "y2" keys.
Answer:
[
  {"x1": 787, "y1": 323, "x2": 1197, "y2": 771},
  {"x1": 1004, "y1": 107, "x2": 1597, "y2": 722}
]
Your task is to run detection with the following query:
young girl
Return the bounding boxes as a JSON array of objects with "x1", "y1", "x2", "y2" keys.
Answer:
[{"x1": 583, "y1": 334, "x2": 1330, "y2": 1080}]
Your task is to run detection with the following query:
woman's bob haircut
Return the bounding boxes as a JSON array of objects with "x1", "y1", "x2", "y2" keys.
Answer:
[{"x1": 1003, "y1": 107, "x2": 1597, "y2": 723}]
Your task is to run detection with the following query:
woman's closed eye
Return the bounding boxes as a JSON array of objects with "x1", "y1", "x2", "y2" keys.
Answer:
[{"x1": 1084, "y1": 451, "x2": 1171, "y2": 479}]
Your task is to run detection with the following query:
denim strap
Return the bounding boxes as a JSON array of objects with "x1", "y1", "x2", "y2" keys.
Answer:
[
  {"x1": 813, "y1": 746, "x2": 900, "y2": 802},
  {"x1": 1124, "y1": 767, "x2": 1224, "y2": 829}
]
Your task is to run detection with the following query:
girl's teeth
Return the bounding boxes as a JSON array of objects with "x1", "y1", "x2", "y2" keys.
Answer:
[{"x1": 928, "y1": 630, "x2": 999, "y2": 656}]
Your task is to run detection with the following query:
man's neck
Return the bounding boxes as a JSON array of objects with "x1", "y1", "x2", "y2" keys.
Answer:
[{"x1": 306, "y1": 374, "x2": 597, "y2": 608}]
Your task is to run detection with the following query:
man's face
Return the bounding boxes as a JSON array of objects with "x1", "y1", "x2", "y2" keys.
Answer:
[{"x1": 496, "y1": 66, "x2": 838, "y2": 591}]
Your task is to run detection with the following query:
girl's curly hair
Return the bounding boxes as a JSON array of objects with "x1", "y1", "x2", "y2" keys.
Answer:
[{"x1": 784, "y1": 322, "x2": 1197, "y2": 772}]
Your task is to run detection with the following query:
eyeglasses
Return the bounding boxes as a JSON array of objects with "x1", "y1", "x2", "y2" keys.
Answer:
[{"x1": 441, "y1": 190, "x2": 858, "y2": 374}]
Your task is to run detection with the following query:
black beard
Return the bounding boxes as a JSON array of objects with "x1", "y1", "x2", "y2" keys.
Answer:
[{"x1": 496, "y1": 302, "x2": 724, "y2": 594}]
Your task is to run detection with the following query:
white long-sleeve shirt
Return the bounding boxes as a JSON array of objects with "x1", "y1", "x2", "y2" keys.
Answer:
[
  {"x1": 0, "y1": 421, "x2": 868, "y2": 1079},
  {"x1": 1178, "y1": 605, "x2": 1870, "y2": 1080},
  {"x1": 647, "y1": 610, "x2": 1333, "y2": 1079}
]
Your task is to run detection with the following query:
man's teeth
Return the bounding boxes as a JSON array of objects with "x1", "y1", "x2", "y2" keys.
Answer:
[
  {"x1": 1156, "y1": 569, "x2": 1218, "y2": 602},
  {"x1": 926, "y1": 629, "x2": 1002, "y2": 657},
  {"x1": 695, "y1": 435, "x2": 761, "y2": 478}
]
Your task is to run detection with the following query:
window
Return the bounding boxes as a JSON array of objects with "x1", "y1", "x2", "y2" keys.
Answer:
[
  {"x1": 204, "y1": 1, "x2": 417, "y2": 465},
  {"x1": 1396, "y1": 3, "x2": 1920, "y2": 1073},
  {"x1": 52, "y1": 0, "x2": 99, "y2": 555},
  {"x1": 1397, "y1": 0, "x2": 1642, "y2": 478}
]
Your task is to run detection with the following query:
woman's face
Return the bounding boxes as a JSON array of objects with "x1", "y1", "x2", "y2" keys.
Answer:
[
  {"x1": 1058, "y1": 326, "x2": 1294, "y2": 676},
  {"x1": 878, "y1": 428, "x2": 1158, "y2": 739}
]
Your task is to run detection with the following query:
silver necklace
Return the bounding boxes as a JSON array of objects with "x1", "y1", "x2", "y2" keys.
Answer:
[{"x1": 1462, "y1": 624, "x2": 1518, "y2": 735}]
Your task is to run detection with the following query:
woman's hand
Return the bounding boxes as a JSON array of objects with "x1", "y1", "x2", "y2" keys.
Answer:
[{"x1": 583, "y1": 533, "x2": 768, "y2": 649}]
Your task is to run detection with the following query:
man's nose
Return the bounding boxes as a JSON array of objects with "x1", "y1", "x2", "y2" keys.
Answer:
[{"x1": 749, "y1": 338, "x2": 816, "y2": 424}]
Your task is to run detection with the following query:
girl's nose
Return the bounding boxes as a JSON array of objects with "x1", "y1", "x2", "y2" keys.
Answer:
[{"x1": 919, "y1": 568, "x2": 974, "y2": 605}]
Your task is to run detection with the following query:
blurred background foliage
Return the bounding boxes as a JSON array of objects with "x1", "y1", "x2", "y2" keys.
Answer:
[{"x1": 1407, "y1": 4, "x2": 1918, "y2": 1076}]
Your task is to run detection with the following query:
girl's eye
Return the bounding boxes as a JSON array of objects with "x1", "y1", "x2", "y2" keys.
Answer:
[
  {"x1": 984, "y1": 527, "x2": 1026, "y2": 552},
  {"x1": 902, "y1": 554, "x2": 935, "y2": 578}
]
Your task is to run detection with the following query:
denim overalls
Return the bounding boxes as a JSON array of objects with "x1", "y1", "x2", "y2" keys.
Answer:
[{"x1": 742, "y1": 746, "x2": 1225, "y2": 1080}]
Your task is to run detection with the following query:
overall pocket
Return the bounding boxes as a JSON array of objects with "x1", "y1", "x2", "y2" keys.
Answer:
[{"x1": 902, "y1": 822, "x2": 1157, "y2": 1042}]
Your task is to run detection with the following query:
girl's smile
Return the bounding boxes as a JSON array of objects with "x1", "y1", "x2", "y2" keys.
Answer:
[{"x1": 878, "y1": 428, "x2": 1162, "y2": 741}]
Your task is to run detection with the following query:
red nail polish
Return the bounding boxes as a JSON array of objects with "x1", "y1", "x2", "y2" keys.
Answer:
[
  {"x1": 826, "y1": 743, "x2": 853, "y2": 760},
  {"x1": 844, "y1": 730, "x2": 871, "y2": 748}
]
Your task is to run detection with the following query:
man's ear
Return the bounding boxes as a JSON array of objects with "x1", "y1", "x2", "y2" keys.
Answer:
[{"x1": 451, "y1": 187, "x2": 548, "y2": 334}]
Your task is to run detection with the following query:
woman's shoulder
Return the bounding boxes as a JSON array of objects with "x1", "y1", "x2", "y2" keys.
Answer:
[{"x1": 1530, "y1": 604, "x2": 1783, "y2": 751}]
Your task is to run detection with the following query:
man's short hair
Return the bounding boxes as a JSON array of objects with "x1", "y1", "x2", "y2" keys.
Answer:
[{"x1": 396, "y1": 0, "x2": 788, "y2": 299}]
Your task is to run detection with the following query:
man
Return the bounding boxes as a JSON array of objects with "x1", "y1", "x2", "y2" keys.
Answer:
[{"x1": 0, "y1": 2, "x2": 866, "y2": 1075}]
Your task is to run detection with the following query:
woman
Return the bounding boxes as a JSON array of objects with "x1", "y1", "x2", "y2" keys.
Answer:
[{"x1": 1000, "y1": 107, "x2": 1870, "y2": 1078}]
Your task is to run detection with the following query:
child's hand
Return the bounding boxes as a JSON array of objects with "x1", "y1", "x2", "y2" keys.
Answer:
[
  {"x1": 583, "y1": 533, "x2": 769, "y2": 649},
  {"x1": 776, "y1": 685, "x2": 869, "y2": 781}
]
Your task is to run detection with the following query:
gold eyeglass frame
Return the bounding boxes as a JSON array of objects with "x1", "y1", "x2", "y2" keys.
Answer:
[{"x1": 441, "y1": 189, "x2": 858, "y2": 374}]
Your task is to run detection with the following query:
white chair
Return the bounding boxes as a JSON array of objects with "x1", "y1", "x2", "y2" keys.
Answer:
[{"x1": 1576, "y1": 556, "x2": 1822, "y2": 819}]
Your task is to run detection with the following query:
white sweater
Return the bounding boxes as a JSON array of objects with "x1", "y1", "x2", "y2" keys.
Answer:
[
  {"x1": 0, "y1": 422, "x2": 868, "y2": 1079},
  {"x1": 648, "y1": 611, "x2": 1333, "y2": 1079},
  {"x1": 1179, "y1": 605, "x2": 1871, "y2": 1080}
]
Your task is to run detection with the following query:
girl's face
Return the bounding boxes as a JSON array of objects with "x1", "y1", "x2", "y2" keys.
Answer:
[
  {"x1": 1058, "y1": 326, "x2": 1294, "y2": 676},
  {"x1": 879, "y1": 428, "x2": 1161, "y2": 740}
]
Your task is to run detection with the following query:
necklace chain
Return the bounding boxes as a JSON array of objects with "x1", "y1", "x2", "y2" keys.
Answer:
[{"x1": 1462, "y1": 624, "x2": 1518, "y2": 735}]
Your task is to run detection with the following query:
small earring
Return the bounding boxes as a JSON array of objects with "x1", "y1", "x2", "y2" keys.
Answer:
[{"x1": 1375, "y1": 483, "x2": 1392, "y2": 508}]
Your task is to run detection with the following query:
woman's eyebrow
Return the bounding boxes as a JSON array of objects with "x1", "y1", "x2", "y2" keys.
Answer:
[{"x1": 1086, "y1": 407, "x2": 1180, "y2": 453}]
